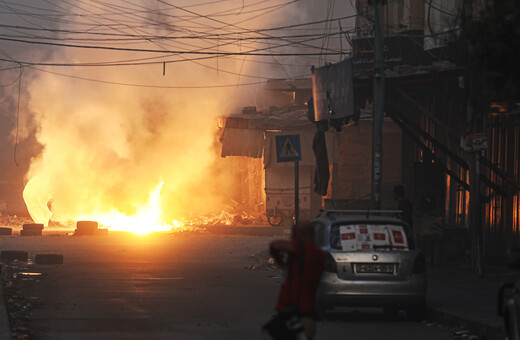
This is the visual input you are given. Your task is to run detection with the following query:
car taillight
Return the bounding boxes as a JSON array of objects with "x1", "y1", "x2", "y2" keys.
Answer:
[
  {"x1": 412, "y1": 253, "x2": 426, "y2": 274},
  {"x1": 324, "y1": 253, "x2": 337, "y2": 273}
]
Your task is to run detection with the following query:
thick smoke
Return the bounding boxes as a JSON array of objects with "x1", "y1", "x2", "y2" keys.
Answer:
[{"x1": 20, "y1": 0, "x2": 279, "y2": 227}]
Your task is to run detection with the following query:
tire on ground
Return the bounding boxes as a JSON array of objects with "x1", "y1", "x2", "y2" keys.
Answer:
[
  {"x1": 75, "y1": 221, "x2": 99, "y2": 235},
  {"x1": 0, "y1": 227, "x2": 12, "y2": 235},
  {"x1": 35, "y1": 254, "x2": 64, "y2": 265},
  {"x1": 22, "y1": 223, "x2": 44, "y2": 231},
  {"x1": 0, "y1": 250, "x2": 28, "y2": 261},
  {"x1": 21, "y1": 229, "x2": 43, "y2": 236}
]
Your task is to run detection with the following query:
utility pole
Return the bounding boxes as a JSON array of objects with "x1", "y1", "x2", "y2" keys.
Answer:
[
  {"x1": 294, "y1": 160, "x2": 299, "y2": 224},
  {"x1": 371, "y1": 0, "x2": 385, "y2": 210},
  {"x1": 462, "y1": 0, "x2": 484, "y2": 277}
]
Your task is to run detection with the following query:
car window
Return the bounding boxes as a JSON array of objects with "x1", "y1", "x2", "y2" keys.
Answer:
[{"x1": 330, "y1": 224, "x2": 412, "y2": 251}]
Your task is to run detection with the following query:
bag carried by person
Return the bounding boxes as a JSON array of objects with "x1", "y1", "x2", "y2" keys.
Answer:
[{"x1": 262, "y1": 306, "x2": 306, "y2": 340}]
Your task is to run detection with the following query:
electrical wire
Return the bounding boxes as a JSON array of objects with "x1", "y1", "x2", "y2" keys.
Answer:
[
  {"x1": 0, "y1": 34, "x2": 346, "y2": 56},
  {"x1": 0, "y1": 1, "x2": 360, "y2": 89},
  {"x1": 0, "y1": 13, "x2": 358, "y2": 40},
  {"x1": 29, "y1": 65, "x2": 276, "y2": 88}
]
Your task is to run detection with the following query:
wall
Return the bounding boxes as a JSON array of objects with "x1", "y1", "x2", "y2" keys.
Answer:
[{"x1": 334, "y1": 119, "x2": 403, "y2": 209}]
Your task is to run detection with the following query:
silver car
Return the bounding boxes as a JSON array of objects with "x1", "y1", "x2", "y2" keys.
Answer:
[{"x1": 313, "y1": 211, "x2": 427, "y2": 316}]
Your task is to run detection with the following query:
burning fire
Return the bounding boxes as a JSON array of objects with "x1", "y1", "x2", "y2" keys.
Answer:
[
  {"x1": 86, "y1": 182, "x2": 178, "y2": 235},
  {"x1": 24, "y1": 179, "x2": 185, "y2": 235}
]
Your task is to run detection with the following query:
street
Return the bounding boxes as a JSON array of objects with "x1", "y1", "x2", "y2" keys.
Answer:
[{"x1": 1, "y1": 230, "x2": 452, "y2": 340}]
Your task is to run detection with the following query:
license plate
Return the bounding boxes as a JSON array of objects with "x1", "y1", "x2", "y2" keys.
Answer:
[{"x1": 355, "y1": 263, "x2": 395, "y2": 273}]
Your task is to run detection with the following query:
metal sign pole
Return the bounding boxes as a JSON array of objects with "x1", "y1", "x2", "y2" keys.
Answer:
[
  {"x1": 294, "y1": 160, "x2": 299, "y2": 224},
  {"x1": 274, "y1": 134, "x2": 302, "y2": 225}
]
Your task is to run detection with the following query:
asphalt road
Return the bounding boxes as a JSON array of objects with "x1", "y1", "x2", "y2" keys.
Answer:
[{"x1": 0, "y1": 229, "x2": 454, "y2": 340}]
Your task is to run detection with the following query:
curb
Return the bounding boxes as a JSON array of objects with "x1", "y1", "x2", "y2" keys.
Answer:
[
  {"x1": 426, "y1": 306, "x2": 506, "y2": 340},
  {"x1": 0, "y1": 278, "x2": 12, "y2": 339}
]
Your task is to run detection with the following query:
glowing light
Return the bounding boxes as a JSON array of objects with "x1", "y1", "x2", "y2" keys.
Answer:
[{"x1": 80, "y1": 182, "x2": 182, "y2": 235}]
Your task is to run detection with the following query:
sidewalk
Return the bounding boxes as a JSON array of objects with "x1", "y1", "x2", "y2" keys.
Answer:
[{"x1": 426, "y1": 263, "x2": 519, "y2": 340}]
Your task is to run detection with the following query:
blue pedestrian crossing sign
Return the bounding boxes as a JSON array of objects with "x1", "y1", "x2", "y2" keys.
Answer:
[{"x1": 275, "y1": 134, "x2": 302, "y2": 163}]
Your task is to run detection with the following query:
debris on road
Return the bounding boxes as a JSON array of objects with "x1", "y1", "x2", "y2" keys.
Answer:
[{"x1": 244, "y1": 250, "x2": 278, "y2": 271}]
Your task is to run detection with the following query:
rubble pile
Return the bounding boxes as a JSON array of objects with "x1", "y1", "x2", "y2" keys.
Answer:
[
  {"x1": 184, "y1": 201, "x2": 268, "y2": 227},
  {"x1": 0, "y1": 215, "x2": 32, "y2": 229}
]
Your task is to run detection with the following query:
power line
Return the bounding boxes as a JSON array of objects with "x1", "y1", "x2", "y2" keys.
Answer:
[
  {"x1": 29, "y1": 65, "x2": 274, "y2": 89},
  {"x1": 0, "y1": 1, "x2": 358, "y2": 86},
  {"x1": 0, "y1": 13, "x2": 358, "y2": 39},
  {"x1": 0, "y1": 36, "x2": 346, "y2": 56}
]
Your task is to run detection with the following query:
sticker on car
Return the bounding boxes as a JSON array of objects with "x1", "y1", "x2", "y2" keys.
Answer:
[{"x1": 335, "y1": 224, "x2": 409, "y2": 251}]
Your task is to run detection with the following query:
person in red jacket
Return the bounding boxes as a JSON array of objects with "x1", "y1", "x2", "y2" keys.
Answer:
[{"x1": 270, "y1": 221, "x2": 325, "y2": 340}]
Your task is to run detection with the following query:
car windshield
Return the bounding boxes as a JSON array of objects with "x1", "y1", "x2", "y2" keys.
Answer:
[{"x1": 330, "y1": 224, "x2": 411, "y2": 252}]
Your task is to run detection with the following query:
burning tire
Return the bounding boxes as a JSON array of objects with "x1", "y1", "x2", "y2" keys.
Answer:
[
  {"x1": 268, "y1": 216, "x2": 283, "y2": 226},
  {"x1": 35, "y1": 254, "x2": 63, "y2": 265},
  {"x1": 75, "y1": 221, "x2": 99, "y2": 236},
  {"x1": 0, "y1": 227, "x2": 12, "y2": 235}
]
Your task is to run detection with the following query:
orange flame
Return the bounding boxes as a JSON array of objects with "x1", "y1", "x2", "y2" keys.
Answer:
[{"x1": 86, "y1": 182, "x2": 179, "y2": 235}]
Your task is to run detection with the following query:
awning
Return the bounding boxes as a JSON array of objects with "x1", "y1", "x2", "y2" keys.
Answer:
[{"x1": 220, "y1": 107, "x2": 312, "y2": 131}]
